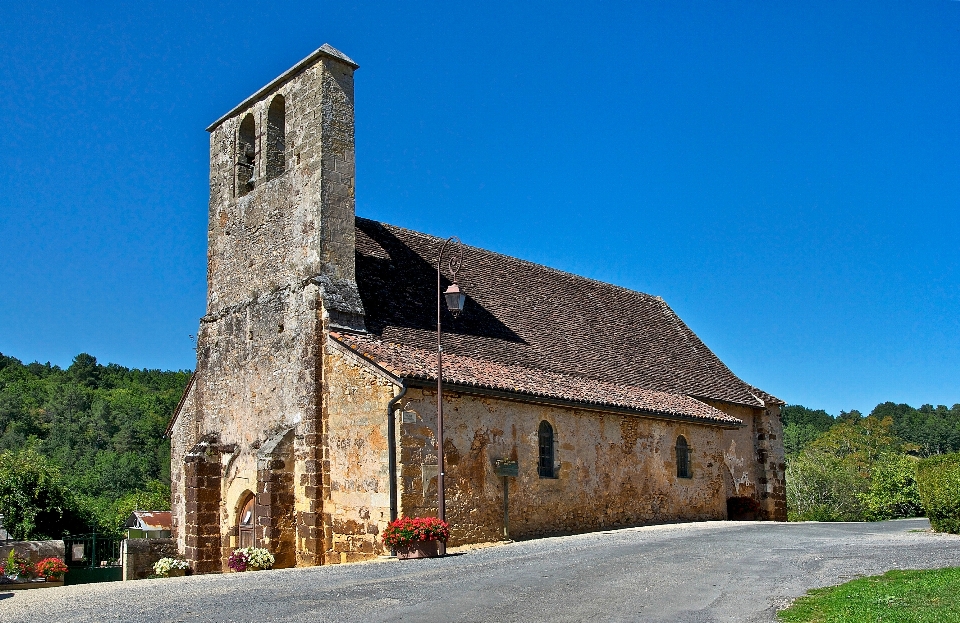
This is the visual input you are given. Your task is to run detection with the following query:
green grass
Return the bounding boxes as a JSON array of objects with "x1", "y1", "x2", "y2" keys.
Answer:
[{"x1": 778, "y1": 568, "x2": 960, "y2": 623}]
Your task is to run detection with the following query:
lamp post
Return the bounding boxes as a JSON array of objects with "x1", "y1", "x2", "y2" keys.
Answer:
[{"x1": 436, "y1": 236, "x2": 465, "y2": 556}]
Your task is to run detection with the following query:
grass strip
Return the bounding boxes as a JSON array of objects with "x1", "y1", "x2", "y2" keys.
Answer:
[{"x1": 778, "y1": 567, "x2": 960, "y2": 623}]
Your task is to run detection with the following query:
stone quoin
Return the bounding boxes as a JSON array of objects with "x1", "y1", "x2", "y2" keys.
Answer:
[{"x1": 167, "y1": 44, "x2": 787, "y2": 572}]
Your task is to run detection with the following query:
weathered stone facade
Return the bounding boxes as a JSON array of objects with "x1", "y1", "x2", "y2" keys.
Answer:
[
  {"x1": 169, "y1": 44, "x2": 787, "y2": 573},
  {"x1": 170, "y1": 44, "x2": 368, "y2": 571}
]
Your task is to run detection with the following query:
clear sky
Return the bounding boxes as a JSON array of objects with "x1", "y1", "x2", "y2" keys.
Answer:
[{"x1": 1, "y1": 1, "x2": 958, "y2": 415}]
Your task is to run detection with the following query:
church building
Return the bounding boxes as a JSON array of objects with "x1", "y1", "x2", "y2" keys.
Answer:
[{"x1": 167, "y1": 44, "x2": 787, "y2": 573}]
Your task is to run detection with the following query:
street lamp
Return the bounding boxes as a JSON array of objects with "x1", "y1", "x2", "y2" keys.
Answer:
[{"x1": 436, "y1": 236, "x2": 465, "y2": 556}]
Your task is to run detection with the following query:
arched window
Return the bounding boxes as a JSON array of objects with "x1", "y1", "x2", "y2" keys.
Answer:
[
  {"x1": 676, "y1": 435, "x2": 692, "y2": 479},
  {"x1": 538, "y1": 420, "x2": 555, "y2": 478},
  {"x1": 238, "y1": 493, "x2": 255, "y2": 548},
  {"x1": 265, "y1": 95, "x2": 286, "y2": 181},
  {"x1": 237, "y1": 113, "x2": 256, "y2": 196}
]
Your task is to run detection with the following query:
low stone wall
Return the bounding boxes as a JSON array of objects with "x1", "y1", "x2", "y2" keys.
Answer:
[
  {"x1": 120, "y1": 538, "x2": 179, "y2": 581},
  {"x1": 0, "y1": 540, "x2": 65, "y2": 564}
]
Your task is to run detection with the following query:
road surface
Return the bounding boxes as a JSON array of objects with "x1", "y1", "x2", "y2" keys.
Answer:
[{"x1": 1, "y1": 518, "x2": 958, "y2": 622}]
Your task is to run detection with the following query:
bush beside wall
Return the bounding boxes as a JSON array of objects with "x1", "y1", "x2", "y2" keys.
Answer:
[{"x1": 917, "y1": 452, "x2": 960, "y2": 534}]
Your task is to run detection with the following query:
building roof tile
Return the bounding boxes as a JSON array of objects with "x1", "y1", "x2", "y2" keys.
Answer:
[
  {"x1": 347, "y1": 218, "x2": 779, "y2": 421},
  {"x1": 331, "y1": 331, "x2": 742, "y2": 426}
]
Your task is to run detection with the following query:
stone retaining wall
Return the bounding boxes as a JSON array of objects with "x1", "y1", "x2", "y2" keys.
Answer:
[
  {"x1": 0, "y1": 540, "x2": 65, "y2": 565},
  {"x1": 120, "y1": 538, "x2": 179, "y2": 581}
]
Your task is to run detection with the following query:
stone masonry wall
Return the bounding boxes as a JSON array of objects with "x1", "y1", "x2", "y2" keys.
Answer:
[
  {"x1": 120, "y1": 538, "x2": 178, "y2": 581},
  {"x1": 205, "y1": 52, "x2": 363, "y2": 329},
  {"x1": 397, "y1": 388, "x2": 754, "y2": 545},
  {"x1": 758, "y1": 404, "x2": 787, "y2": 520},
  {"x1": 182, "y1": 446, "x2": 221, "y2": 574},
  {"x1": 714, "y1": 400, "x2": 788, "y2": 521},
  {"x1": 169, "y1": 382, "x2": 196, "y2": 554},
  {"x1": 172, "y1": 48, "x2": 363, "y2": 573},
  {"x1": 320, "y1": 341, "x2": 397, "y2": 564}
]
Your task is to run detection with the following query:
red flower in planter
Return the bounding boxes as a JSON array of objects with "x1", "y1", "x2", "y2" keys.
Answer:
[
  {"x1": 35, "y1": 558, "x2": 68, "y2": 581},
  {"x1": 382, "y1": 516, "x2": 450, "y2": 548}
]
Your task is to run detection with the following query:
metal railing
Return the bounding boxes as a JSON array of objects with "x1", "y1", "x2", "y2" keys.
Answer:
[{"x1": 62, "y1": 534, "x2": 122, "y2": 568}]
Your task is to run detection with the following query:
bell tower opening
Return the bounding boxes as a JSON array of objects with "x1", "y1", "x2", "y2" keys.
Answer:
[
  {"x1": 237, "y1": 113, "x2": 256, "y2": 196},
  {"x1": 266, "y1": 95, "x2": 286, "y2": 181}
]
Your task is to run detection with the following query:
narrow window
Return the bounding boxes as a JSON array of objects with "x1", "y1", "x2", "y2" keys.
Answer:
[
  {"x1": 538, "y1": 420, "x2": 555, "y2": 478},
  {"x1": 237, "y1": 113, "x2": 256, "y2": 196},
  {"x1": 265, "y1": 95, "x2": 285, "y2": 181},
  {"x1": 238, "y1": 493, "x2": 255, "y2": 548},
  {"x1": 676, "y1": 435, "x2": 692, "y2": 479}
]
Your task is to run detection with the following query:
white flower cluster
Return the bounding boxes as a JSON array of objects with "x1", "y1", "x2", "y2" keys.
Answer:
[
  {"x1": 240, "y1": 547, "x2": 275, "y2": 570},
  {"x1": 153, "y1": 557, "x2": 190, "y2": 577}
]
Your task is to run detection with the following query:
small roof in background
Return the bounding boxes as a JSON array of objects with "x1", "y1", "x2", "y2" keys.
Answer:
[{"x1": 125, "y1": 511, "x2": 172, "y2": 531}]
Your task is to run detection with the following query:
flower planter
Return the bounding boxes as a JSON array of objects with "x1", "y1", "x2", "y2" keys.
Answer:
[
  {"x1": 395, "y1": 540, "x2": 440, "y2": 560},
  {"x1": 3, "y1": 579, "x2": 64, "y2": 590},
  {"x1": 167, "y1": 569, "x2": 186, "y2": 578}
]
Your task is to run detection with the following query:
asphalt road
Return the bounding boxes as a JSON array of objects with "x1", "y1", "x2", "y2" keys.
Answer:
[{"x1": 2, "y1": 518, "x2": 958, "y2": 623}]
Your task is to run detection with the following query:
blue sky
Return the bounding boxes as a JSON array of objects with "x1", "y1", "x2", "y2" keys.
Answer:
[{"x1": 1, "y1": 1, "x2": 958, "y2": 415}]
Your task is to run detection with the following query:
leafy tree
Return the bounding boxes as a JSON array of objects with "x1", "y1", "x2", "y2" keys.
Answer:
[
  {"x1": 782, "y1": 405, "x2": 835, "y2": 430},
  {"x1": 860, "y1": 453, "x2": 922, "y2": 521},
  {"x1": 781, "y1": 405, "x2": 834, "y2": 457},
  {"x1": 0, "y1": 447, "x2": 90, "y2": 539},
  {"x1": 786, "y1": 451, "x2": 864, "y2": 521},
  {"x1": 870, "y1": 402, "x2": 960, "y2": 457},
  {"x1": 81, "y1": 480, "x2": 172, "y2": 537}
]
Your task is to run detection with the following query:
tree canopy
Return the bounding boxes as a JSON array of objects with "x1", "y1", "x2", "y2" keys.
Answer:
[
  {"x1": 0, "y1": 352, "x2": 189, "y2": 538},
  {"x1": 783, "y1": 400, "x2": 960, "y2": 523}
]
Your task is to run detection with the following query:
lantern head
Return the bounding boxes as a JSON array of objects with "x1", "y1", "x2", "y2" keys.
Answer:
[{"x1": 444, "y1": 283, "x2": 466, "y2": 318}]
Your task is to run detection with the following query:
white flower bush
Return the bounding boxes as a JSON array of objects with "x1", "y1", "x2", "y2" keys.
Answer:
[
  {"x1": 229, "y1": 547, "x2": 276, "y2": 571},
  {"x1": 245, "y1": 547, "x2": 275, "y2": 570},
  {"x1": 153, "y1": 557, "x2": 190, "y2": 577}
]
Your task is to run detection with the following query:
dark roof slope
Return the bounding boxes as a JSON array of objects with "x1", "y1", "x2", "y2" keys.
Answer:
[{"x1": 353, "y1": 217, "x2": 773, "y2": 412}]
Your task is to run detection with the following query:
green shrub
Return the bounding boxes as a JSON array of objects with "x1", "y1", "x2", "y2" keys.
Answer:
[
  {"x1": 918, "y1": 452, "x2": 960, "y2": 534},
  {"x1": 859, "y1": 453, "x2": 922, "y2": 521},
  {"x1": 786, "y1": 451, "x2": 865, "y2": 521}
]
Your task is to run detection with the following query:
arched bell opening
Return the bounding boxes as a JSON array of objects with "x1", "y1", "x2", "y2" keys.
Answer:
[
  {"x1": 236, "y1": 114, "x2": 256, "y2": 196},
  {"x1": 265, "y1": 94, "x2": 286, "y2": 181}
]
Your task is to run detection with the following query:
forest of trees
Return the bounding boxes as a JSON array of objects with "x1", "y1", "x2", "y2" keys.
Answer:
[
  {"x1": 783, "y1": 402, "x2": 960, "y2": 522},
  {"x1": 0, "y1": 352, "x2": 189, "y2": 540}
]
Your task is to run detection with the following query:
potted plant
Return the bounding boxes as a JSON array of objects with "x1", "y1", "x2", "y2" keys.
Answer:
[
  {"x1": 3, "y1": 551, "x2": 34, "y2": 581},
  {"x1": 35, "y1": 558, "x2": 68, "y2": 582},
  {"x1": 382, "y1": 516, "x2": 450, "y2": 559},
  {"x1": 228, "y1": 547, "x2": 274, "y2": 572},
  {"x1": 153, "y1": 557, "x2": 191, "y2": 578}
]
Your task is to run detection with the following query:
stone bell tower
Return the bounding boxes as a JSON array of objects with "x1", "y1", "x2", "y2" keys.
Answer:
[
  {"x1": 170, "y1": 44, "x2": 366, "y2": 573},
  {"x1": 204, "y1": 42, "x2": 365, "y2": 329}
]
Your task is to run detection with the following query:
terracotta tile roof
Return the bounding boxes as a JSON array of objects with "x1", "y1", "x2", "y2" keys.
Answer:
[
  {"x1": 331, "y1": 331, "x2": 742, "y2": 425},
  {"x1": 126, "y1": 511, "x2": 172, "y2": 531},
  {"x1": 352, "y1": 217, "x2": 780, "y2": 418}
]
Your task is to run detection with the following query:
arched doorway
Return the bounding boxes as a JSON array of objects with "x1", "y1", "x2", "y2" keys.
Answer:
[{"x1": 238, "y1": 493, "x2": 255, "y2": 548}]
